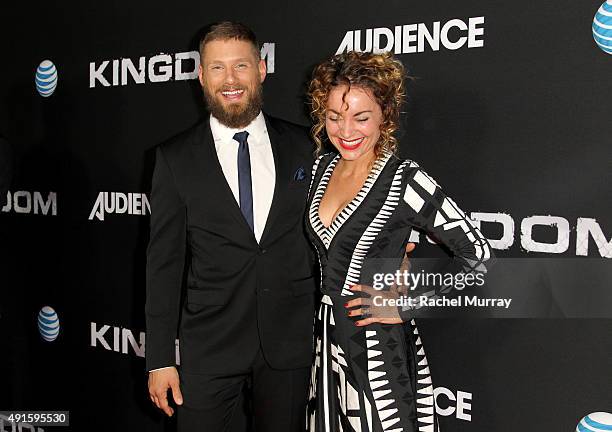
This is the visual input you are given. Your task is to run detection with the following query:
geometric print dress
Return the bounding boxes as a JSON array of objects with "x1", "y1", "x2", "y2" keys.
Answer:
[{"x1": 305, "y1": 152, "x2": 491, "y2": 432}]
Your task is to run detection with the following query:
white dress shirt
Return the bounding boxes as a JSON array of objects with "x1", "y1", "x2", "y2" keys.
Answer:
[
  {"x1": 210, "y1": 112, "x2": 276, "y2": 243},
  {"x1": 149, "y1": 112, "x2": 276, "y2": 373}
]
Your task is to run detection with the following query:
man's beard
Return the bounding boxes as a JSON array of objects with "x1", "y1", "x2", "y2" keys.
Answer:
[{"x1": 203, "y1": 84, "x2": 263, "y2": 129}]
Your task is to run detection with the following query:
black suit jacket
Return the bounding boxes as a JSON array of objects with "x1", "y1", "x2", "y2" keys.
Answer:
[{"x1": 145, "y1": 114, "x2": 317, "y2": 374}]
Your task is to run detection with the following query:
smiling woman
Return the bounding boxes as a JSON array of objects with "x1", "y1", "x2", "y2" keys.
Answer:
[
  {"x1": 304, "y1": 51, "x2": 492, "y2": 432},
  {"x1": 309, "y1": 51, "x2": 406, "y2": 158}
]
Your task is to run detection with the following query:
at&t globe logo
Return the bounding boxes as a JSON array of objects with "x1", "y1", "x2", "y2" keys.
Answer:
[
  {"x1": 593, "y1": 1, "x2": 612, "y2": 55},
  {"x1": 35, "y1": 60, "x2": 58, "y2": 97},
  {"x1": 576, "y1": 412, "x2": 612, "y2": 431},
  {"x1": 38, "y1": 306, "x2": 60, "y2": 341}
]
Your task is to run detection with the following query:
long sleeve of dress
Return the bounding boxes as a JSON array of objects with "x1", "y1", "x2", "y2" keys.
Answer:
[{"x1": 398, "y1": 163, "x2": 492, "y2": 319}]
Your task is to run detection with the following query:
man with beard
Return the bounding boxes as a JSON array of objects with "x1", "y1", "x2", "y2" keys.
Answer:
[{"x1": 146, "y1": 22, "x2": 316, "y2": 432}]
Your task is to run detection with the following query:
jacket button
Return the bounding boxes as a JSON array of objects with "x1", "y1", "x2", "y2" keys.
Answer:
[{"x1": 259, "y1": 248, "x2": 267, "y2": 255}]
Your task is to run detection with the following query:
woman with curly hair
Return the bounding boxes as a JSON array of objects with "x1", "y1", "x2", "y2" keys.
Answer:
[{"x1": 305, "y1": 51, "x2": 491, "y2": 432}]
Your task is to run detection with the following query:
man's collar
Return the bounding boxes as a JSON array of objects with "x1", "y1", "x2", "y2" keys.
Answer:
[{"x1": 210, "y1": 112, "x2": 267, "y2": 144}]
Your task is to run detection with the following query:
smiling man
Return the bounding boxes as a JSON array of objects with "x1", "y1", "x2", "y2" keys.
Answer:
[{"x1": 145, "y1": 22, "x2": 317, "y2": 432}]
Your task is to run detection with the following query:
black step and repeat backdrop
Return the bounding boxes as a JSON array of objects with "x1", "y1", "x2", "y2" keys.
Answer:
[{"x1": 1, "y1": 1, "x2": 611, "y2": 431}]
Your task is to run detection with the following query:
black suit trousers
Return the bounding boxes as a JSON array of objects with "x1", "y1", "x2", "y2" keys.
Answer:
[{"x1": 177, "y1": 348, "x2": 309, "y2": 432}]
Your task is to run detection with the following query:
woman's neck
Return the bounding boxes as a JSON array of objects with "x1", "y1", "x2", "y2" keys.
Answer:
[{"x1": 337, "y1": 151, "x2": 377, "y2": 177}]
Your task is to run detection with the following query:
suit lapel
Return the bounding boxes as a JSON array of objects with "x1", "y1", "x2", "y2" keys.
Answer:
[
  {"x1": 260, "y1": 115, "x2": 287, "y2": 246},
  {"x1": 190, "y1": 118, "x2": 257, "y2": 239}
]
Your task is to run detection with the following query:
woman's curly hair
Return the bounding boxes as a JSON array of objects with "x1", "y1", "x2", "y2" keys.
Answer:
[{"x1": 307, "y1": 51, "x2": 407, "y2": 157}]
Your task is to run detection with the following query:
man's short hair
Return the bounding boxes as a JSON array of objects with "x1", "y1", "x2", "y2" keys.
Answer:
[{"x1": 199, "y1": 21, "x2": 260, "y2": 62}]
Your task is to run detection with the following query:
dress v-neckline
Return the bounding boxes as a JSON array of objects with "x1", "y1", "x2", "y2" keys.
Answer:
[
  {"x1": 318, "y1": 157, "x2": 372, "y2": 229},
  {"x1": 309, "y1": 152, "x2": 391, "y2": 249}
]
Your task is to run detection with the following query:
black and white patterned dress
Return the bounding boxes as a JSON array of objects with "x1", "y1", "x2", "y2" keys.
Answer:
[{"x1": 305, "y1": 152, "x2": 491, "y2": 432}]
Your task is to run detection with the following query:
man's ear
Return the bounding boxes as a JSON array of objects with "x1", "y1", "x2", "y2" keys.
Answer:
[
  {"x1": 198, "y1": 64, "x2": 205, "y2": 87},
  {"x1": 258, "y1": 58, "x2": 267, "y2": 84}
]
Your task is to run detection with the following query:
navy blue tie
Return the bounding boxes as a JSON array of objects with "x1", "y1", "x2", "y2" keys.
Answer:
[{"x1": 233, "y1": 131, "x2": 254, "y2": 231}]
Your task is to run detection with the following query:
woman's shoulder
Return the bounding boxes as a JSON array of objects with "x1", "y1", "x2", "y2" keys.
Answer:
[
  {"x1": 312, "y1": 151, "x2": 337, "y2": 171},
  {"x1": 386, "y1": 154, "x2": 420, "y2": 178},
  {"x1": 393, "y1": 156, "x2": 442, "y2": 191},
  {"x1": 315, "y1": 151, "x2": 338, "y2": 161},
  {"x1": 394, "y1": 155, "x2": 421, "y2": 170}
]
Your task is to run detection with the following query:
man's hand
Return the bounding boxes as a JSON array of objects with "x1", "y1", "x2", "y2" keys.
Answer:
[
  {"x1": 404, "y1": 242, "x2": 416, "y2": 255},
  {"x1": 148, "y1": 367, "x2": 183, "y2": 416}
]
